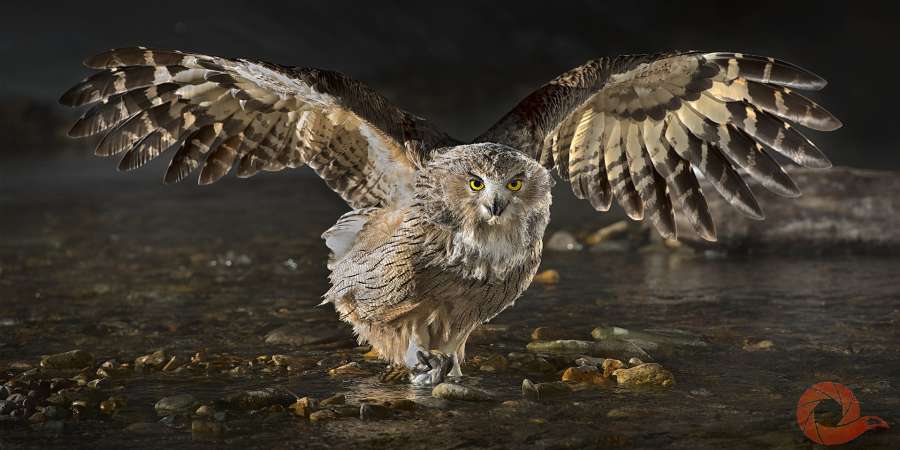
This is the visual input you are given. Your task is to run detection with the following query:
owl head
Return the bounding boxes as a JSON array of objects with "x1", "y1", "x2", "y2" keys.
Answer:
[{"x1": 416, "y1": 143, "x2": 553, "y2": 234}]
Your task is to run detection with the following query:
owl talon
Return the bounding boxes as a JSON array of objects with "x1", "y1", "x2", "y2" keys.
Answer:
[{"x1": 409, "y1": 350, "x2": 455, "y2": 386}]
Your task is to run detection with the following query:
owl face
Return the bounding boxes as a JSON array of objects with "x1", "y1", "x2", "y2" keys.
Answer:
[{"x1": 417, "y1": 143, "x2": 553, "y2": 230}]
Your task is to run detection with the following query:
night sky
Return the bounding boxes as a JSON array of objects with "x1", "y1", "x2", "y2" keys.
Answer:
[{"x1": 2, "y1": 1, "x2": 898, "y2": 168}]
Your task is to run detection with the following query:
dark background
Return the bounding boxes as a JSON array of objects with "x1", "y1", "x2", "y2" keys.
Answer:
[{"x1": 0, "y1": 1, "x2": 898, "y2": 169}]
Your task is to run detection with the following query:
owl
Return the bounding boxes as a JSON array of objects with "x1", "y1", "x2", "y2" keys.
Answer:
[{"x1": 61, "y1": 48, "x2": 840, "y2": 384}]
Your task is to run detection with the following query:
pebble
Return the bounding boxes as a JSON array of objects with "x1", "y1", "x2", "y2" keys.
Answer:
[
  {"x1": 546, "y1": 231, "x2": 584, "y2": 251},
  {"x1": 309, "y1": 409, "x2": 338, "y2": 423},
  {"x1": 223, "y1": 388, "x2": 293, "y2": 410},
  {"x1": 561, "y1": 366, "x2": 606, "y2": 384},
  {"x1": 40, "y1": 350, "x2": 94, "y2": 370},
  {"x1": 574, "y1": 356, "x2": 606, "y2": 368},
  {"x1": 612, "y1": 363, "x2": 675, "y2": 387},
  {"x1": 154, "y1": 394, "x2": 197, "y2": 415},
  {"x1": 522, "y1": 379, "x2": 571, "y2": 401},
  {"x1": 432, "y1": 383, "x2": 493, "y2": 401},
  {"x1": 359, "y1": 403, "x2": 392, "y2": 421},
  {"x1": 532, "y1": 269, "x2": 560, "y2": 285},
  {"x1": 328, "y1": 362, "x2": 371, "y2": 378},
  {"x1": 320, "y1": 394, "x2": 345, "y2": 406},
  {"x1": 195, "y1": 405, "x2": 214, "y2": 417},
  {"x1": 135, "y1": 350, "x2": 168, "y2": 371},
  {"x1": 628, "y1": 357, "x2": 644, "y2": 366}
]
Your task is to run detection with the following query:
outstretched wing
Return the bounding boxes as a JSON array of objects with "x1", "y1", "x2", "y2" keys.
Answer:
[
  {"x1": 478, "y1": 52, "x2": 841, "y2": 240},
  {"x1": 61, "y1": 47, "x2": 455, "y2": 208}
]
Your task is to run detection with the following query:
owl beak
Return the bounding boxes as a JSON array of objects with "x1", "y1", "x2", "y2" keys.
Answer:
[{"x1": 489, "y1": 197, "x2": 507, "y2": 217}]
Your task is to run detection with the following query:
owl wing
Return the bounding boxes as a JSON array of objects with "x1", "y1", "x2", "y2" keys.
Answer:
[
  {"x1": 478, "y1": 52, "x2": 841, "y2": 240},
  {"x1": 61, "y1": 47, "x2": 455, "y2": 209}
]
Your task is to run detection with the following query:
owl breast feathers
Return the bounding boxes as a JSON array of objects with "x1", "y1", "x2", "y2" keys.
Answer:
[{"x1": 62, "y1": 48, "x2": 841, "y2": 371}]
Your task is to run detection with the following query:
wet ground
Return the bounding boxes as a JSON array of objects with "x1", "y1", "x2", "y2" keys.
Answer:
[{"x1": 1, "y1": 158, "x2": 898, "y2": 449}]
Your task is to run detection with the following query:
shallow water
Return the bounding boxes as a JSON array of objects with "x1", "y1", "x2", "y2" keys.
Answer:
[{"x1": 1, "y1": 159, "x2": 898, "y2": 448}]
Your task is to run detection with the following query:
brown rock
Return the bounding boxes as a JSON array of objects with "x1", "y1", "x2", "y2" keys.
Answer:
[
  {"x1": 561, "y1": 366, "x2": 607, "y2": 384},
  {"x1": 612, "y1": 363, "x2": 675, "y2": 387},
  {"x1": 532, "y1": 269, "x2": 560, "y2": 285}
]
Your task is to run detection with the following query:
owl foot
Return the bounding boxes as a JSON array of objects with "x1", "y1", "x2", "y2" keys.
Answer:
[{"x1": 409, "y1": 350, "x2": 455, "y2": 386}]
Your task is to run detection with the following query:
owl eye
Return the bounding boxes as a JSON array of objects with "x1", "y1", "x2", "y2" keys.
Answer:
[
  {"x1": 469, "y1": 178, "x2": 485, "y2": 191},
  {"x1": 506, "y1": 179, "x2": 523, "y2": 191}
]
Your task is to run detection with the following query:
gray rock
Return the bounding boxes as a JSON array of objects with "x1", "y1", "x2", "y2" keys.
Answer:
[
  {"x1": 154, "y1": 394, "x2": 197, "y2": 416},
  {"x1": 545, "y1": 231, "x2": 583, "y2": 251},
  {"x1": 664, "y1": 167, "x2": 900, "y2": 253},
  {"x1": 431, "y1": 383, "x2": 493, "y2": 401},
  {"x1": 39, "y1": 350, "x2": 94, "y2": 370}
]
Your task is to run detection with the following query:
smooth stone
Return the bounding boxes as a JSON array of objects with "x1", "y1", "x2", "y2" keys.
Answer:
[
  {"x1": 532, "y1": 269, "x2": 560, "y2": 285},
  {"x1": 195, "y1": 405, "x2": 214, "y2": 417},
  {"x1": 264, "y1": 324, "x2": 353, "y2": 346},
  {"x1": 526, "y1": 339, "x2": 652, "y2": 360},
  {"x1": 359, "y1": 403, "x2": 392, "y2": 421},
  {"x1": 431, "y1": 383, "x2": 493, "y2": 402},
  {"x1": 40, "y1": 350, "x2": 94, "y2": 370},
  {"x1": 154, "y1": 394, "x2": 197, "y2": 415},
  {"x1": 223, "y1": 388, "x2": 293, "y2": 410},
  {"x1": 546, "y1": 231, "x2": 583, "y2": 251},
  {"x1": 612, "y1": 363, "x2": 675, "y2": 387}
]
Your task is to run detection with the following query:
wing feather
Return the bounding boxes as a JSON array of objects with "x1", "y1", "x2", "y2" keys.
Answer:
[{"x1": 479, "y1": 51, "x2": 839, "y2": 241}]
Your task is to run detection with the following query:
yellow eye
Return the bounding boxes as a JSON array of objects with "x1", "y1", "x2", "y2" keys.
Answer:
[
  {"x1": 506, "y1": 179, "x2": 523, "y2": 191},
  {"x1": 469, "y1": 178, "x2": 485, "y2": 191}
]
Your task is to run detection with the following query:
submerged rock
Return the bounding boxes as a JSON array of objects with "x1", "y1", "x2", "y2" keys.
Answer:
[
  {"x1": 742, "y1": 338, "x2": 775, "y2": 352},
  {"x1": 191, "y1": 419, "x2": 224, "y2": 435},
  {"x1": 40, "y1": 350, "x2": 94, "y2": 370},
  {"x1": 531, "y1": 327, "x2": 582, "y2": 341},
  {"x1": 328, "y1": 362, "x2": 372, "y2": 378},
  {"x1": 432, "y1": 383, "x2": 493, "y2": 401},
  {"x1": 223, "y1": 388, "x2": 293, "y2": 410},
  {"x1": 154, "y1": 394, "x2": 197, "y2": 415},
  {"x1": 359, "y1": 403, "x2": 392, "y2": 421},
  {"x1": 664, "y1": 167, "x2": 900, "y2": 253},
  {"x1": 522, "y1": 379, "x2": 572, "y2": 401},
  {"x1": 612, "y1": 363, "x2": 675, "y2": 387}
]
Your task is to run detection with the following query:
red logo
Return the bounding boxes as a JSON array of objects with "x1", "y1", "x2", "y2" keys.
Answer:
[{"x1": 796, "y1": 381, "x2": 889, "y2": 445}]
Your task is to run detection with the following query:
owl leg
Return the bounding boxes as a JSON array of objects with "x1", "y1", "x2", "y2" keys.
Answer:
[{"x1": 409, "y1": 349, "x2": 455, "y2": 386}]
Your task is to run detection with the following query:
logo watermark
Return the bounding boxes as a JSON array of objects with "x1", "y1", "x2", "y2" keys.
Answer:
[{"x1": 796, "y1": 381, "x2": 889, "y2": 445}]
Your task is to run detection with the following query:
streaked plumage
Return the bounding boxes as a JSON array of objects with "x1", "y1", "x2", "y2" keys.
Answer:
[{"x1": 61, "y1": 47, "x2": 840, "y2": 380}]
